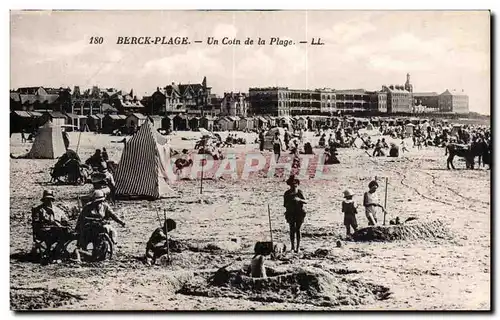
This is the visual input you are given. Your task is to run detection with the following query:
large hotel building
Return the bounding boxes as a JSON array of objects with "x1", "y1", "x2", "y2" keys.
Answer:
[
  {"x1": 248, "y1": 73, "x2": 469, "y2": 116},
  {"x1": 249, "y1": 87, "x2": 391, "y2": 116}
]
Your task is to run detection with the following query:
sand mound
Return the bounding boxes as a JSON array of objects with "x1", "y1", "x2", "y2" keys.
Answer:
[
  {"x1": 177, "y1": 266, "x2": 391, "y2": 307},
  {"x1": 158, "y1": 251, "x2": 237, "y2": 271},
  {"x1": 352, "y1": 220, "x2": 453, "y2": 242},
  {"x1": 11, "y1": 287, "x2": 85, "y2": 310}
]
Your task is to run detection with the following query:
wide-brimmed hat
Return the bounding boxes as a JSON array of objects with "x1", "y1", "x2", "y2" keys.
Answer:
[
  {"x1": 343, "y1": 189, "x2": 354, "y2": 198},
  {"x1": 368, "y1": 180, "x2": 379, "y2": 189},
  {"x1": 92, "y1": 190, "x2": 106, "y2": 202},
  {"x1": 286, "y1": 175, "x2": 300, "y2": 186},
  {"x1": 41, "y1": 190, "x2": 55, "y2": 201}
]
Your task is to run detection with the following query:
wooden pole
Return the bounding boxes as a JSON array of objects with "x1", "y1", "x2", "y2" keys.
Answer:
[
  {"x1": 200, "y1": 156, "x2": 204, "y2": 194},
  {"x1": 267, "y1": 204, "x2": 273, "y2": 245},
  {"x1": 164, "y1": 209, "x2": 170, "y2": 262},
  {"x1": 383, "y1": 177, "x2": 388, "y2": 225},
  {"x1": 76, "y1": 129, "x2": 83, "y2": 154},
  {"x1": 155, "y1": 208, "x2": 163, "y2": 228}
]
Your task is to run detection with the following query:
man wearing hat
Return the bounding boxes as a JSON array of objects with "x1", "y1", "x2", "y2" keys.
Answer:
[
  {"x1": 76, "y1": 190, "x2": 126, "y2": 253},
  {"x1": 31, "y1": 190, "x2": 70, "y2": 261},
  {"x1": 341, "y1": 189, "x2": 358, "y2": 238}
]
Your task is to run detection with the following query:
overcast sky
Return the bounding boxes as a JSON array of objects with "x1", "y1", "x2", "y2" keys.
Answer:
[{"x1": 10, "y1": 10, "x2": 490, "y2": 114}]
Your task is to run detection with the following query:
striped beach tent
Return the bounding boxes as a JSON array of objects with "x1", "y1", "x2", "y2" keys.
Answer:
[
  {"x1": 114, "y1": 120, "x2": 172, "y2": 200},
  {"x1": 25, "y1": 121, "x2": 66, "y2": 159}
]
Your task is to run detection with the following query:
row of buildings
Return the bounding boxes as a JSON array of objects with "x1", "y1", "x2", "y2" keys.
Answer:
[
  {"x1": 10, "y1": 74, "x2": 470, "y2": 120},
  {"x1": 10, "y1": 109, "x2": 330, "y2": 134},
  {"x1": 13, "y1": 107, "x2": 434, "y2": 135},
  {"x1": 248, "y1": 74, "x2": 469, "y2": 116}
]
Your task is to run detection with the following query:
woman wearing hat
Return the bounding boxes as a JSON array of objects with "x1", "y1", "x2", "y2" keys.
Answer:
[
  {"x1": 283, "y1": 175, "x2": 308, "y2": 253},
  {"x1": 341, "y1": 189, "x2": 358, "y2": 238},
  {"x1": 363, "y1": 180, "x2": 386, "y2": 226},
  {"x1": 76, "y1": 190, "x2": 126, "y2": 256}
]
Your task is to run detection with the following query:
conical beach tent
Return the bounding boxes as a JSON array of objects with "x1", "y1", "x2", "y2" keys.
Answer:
[
  {"x1": 25, "y1": 121, "x2": 67, "y2": 159},
  {"x1": 114, "y1": 120, "x2": 172, "y2": 200}
]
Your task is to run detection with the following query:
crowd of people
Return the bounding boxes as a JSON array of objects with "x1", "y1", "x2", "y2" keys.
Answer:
[{"x1": 25, "y1": 119, "x2": 491, "y2": 269}]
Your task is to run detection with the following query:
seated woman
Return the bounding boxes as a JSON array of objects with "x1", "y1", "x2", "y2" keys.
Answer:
[
  {"x1": 85, "y1": 149, "x2": 103, "y2": 169},
  {"x1": 52, "y1": 149, "x2": 83, "y2": 184},
  {"x1": 324, "y1": 147, "x2": 340, "y2": 164},
  {"x1": 75, "y1": 190, "x2": 126, "y2": 261},
  {"x1": 303, "y1": 141, "x2": 314, "y2": 155},
  {"x1": 389, "y1": 143, "x2": 400, "y2": 157}
]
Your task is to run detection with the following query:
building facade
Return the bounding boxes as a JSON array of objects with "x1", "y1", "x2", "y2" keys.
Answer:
[
  {"x1": 248, "y1": 87, "x2": 289, "y2": 116},
  {"x1": 319, "y1": 89, "x2": 336, "y2": 114},
  {"x1": 152, "y1": 77, "x2": 212, "y2": 115},
  {"x1": 413, "y1": 92, "x2": 439, "y2": 112},
  {"x1": 335, "y1": 89, "x2": 370, "y2": 112},
  {"x1": 367, "y1": 91, "x2": 388, "y2": 112},
  {"x1": 438, "y1": 89, "x2": 469, "y2": 114},
  {"x1": 220, "y1": 92, "x2": 249, "y2": 117},
  {"x1": 249, "y1": 87, "x2": 391, "y2": 116},
  {"x1": 71, "y1": 86, "x2": 103, "y2": 115},
  {"x1": 289, "y1": 89, "x2": 321, "y2": 115},
  {"x1": 381, "y1": 85, "x2": 413, "y2": 113}
]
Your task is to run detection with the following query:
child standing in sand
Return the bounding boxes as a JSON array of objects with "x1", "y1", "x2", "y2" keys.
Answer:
[
  {"x1": 341, "y1": 189, "x2": 358, "y2": 238},
  {"x1": 283, "y1": 175, "x2": 307, "y2": 253},
  {"x1": 401, "y1": 139, "x2": 409, "y2": 153}
]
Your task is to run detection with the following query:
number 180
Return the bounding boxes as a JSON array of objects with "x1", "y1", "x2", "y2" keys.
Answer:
[{"x1": 89, "y1": 37, "x2": 104, "y2": 44}]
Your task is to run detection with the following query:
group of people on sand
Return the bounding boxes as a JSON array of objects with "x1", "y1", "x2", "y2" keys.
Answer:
[
  {"x1": 31, "y1": 186, "x2": 178, "y2": 266},
  {"x1": 281, "y1": 175, "x2": 387, "y2": 253},
  {"x1": 31, "y1": 188, "x2": 125, "y2": 264},
  {"x1": 25, "y1": 120, "x2": 490, "y2": 270}
]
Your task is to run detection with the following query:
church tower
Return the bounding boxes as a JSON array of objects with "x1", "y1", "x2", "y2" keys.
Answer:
[
  {"x1": 404, "y1": 73, "x2": 413, "y2": 92},
  {"x1": 405, "y1": 73, "x2": 415, "y2": 113}
]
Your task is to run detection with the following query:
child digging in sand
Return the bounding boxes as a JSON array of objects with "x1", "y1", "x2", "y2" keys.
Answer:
[
  {"x1": 342, "y1": 189, "x2": 359, "y2": 239},
  {"x1": 145, "y1": 218, "x2": 177, "y2": 265}
]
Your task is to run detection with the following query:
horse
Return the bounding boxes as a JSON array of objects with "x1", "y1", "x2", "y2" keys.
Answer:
[{"x1": 445, "y1": 142, "x2": 485, "y2": 170}]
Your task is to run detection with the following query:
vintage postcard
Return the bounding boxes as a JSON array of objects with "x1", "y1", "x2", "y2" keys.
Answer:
[{"x1": 9, "y1": 10, "x2": 490, "y2": 311}]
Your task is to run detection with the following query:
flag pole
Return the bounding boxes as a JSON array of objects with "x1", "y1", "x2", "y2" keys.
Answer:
[
  {"x1": 164, "y1": 209, "x2": 170, "y2": 262},
  {"x1": 267, "y1": 204, "x2": 274, "y2": 245},
  {"x1": 383, "y1": 177, "x2": 388, "y2": 225},
  {"x1": 200, "y1": 156, "x2": 204, "y2": 194}
]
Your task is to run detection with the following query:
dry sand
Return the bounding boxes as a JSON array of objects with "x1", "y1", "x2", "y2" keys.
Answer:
[{"x1": 10, "y1": 130, "x2": 490, "y2": 310}]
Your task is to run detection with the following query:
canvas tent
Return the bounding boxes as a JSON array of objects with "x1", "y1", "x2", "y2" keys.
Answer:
[
  {"x1": 114, "y1": 120, "x2": 172, "y2": 200},
  {"x1": 20, "y1": 121, "x2": 66, "y2": 159}
]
